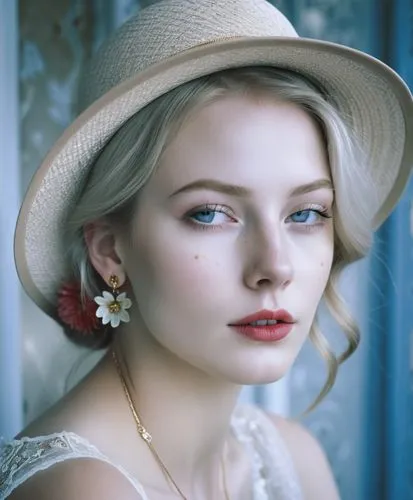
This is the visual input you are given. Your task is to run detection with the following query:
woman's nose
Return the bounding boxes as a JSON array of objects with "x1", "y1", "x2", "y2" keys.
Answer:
[{"x1": 242, "y1": 226, "x2": 293, "y2": 291}]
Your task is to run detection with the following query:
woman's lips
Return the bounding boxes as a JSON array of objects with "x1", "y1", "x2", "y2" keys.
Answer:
[
  {"x1": 228, "y1": 308, "x2": 295, "y2": 342},
  {"x1": 230, "y1": 308, "x2": 294, "y2": 325},
  {"x1": 229, "y1": 322, "x2": 293, "y2": 342}
]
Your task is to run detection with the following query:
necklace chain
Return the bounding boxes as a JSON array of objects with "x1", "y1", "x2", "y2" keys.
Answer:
[{"x1": 112, "y1": 350, "x2": 230, "y2": 500}]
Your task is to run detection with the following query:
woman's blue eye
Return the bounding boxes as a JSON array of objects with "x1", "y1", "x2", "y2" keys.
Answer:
[
  {"x1": 289, "y1": 209, "x2": 326, "y2": 224},
  {"x1": 189, "y1": 205, "x2": 234, "y2": 226},
  {"x1": 291, "y1": 209, "x2": 313, "y2": 223},
  {"x1": 192, "y1": 210, "x2": 217, "y2": 224}
]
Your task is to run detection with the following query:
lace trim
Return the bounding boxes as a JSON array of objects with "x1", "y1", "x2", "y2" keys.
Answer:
[
  {"x1": 0, "y1": 406, "x2": 302, "y2": 500},
  {"x1": 0, "y1": 432, "x2": 148, "y2": 499},
  {"x1": 231, "y1": 406, "x2": 303, "y2": 500}
]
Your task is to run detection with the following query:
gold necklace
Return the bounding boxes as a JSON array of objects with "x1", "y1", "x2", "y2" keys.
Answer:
[{"x1": 112, "y1": 350, "x2": 231, "y2": 500}]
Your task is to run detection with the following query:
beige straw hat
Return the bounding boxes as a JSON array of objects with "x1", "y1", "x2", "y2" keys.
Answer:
[{"x1": 15, "y1": 0, "x2": 413, "y2": 319}]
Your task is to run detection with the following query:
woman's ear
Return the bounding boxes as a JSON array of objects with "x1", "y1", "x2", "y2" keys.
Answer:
[{"x1": 83, "y1": 220, "x2": 126, "y2": 286}]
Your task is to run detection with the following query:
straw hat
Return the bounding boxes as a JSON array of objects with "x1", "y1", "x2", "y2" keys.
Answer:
[{"x1": 15, "y1": 0, "x2": 413, "y2": 319}]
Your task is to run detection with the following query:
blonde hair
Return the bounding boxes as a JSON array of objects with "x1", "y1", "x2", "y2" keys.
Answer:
[{"x1": 64, "y1": 66, "x2": 374, "y2": 409}]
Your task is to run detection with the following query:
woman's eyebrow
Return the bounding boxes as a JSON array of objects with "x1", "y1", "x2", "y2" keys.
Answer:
[
  {"x1": 169, "y1": 179, "x2": 251, "y2": 198},
  {"x1": 169, "y1": 178, "x2": 333, "y2": 198},
  {"x1": 290, "y1": 179, "x2": 333, "y2": 196}
]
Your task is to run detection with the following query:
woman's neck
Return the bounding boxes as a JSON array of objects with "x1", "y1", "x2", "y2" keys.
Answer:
[{"x1": 110, "y1": 329, "x2": 242, "y2": 490}]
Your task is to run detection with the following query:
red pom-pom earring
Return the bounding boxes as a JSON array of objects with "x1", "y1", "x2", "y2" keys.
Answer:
[{"x1": 57, "y1": 281, "x2": 100, "y2": 334}]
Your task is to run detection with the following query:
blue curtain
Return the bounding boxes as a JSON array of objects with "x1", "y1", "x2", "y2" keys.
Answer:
[{"x1": 364, "y1": 0, "x2": 413, "y2": 498}]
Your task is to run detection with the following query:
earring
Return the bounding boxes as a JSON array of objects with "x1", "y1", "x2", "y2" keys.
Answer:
[{"x1": 94, "y1": 274, "x2": 132, "y2": 328}]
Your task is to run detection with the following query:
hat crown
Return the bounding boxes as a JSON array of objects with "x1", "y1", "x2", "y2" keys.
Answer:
[{"x1": 78, "y1": 0, "x2": 298, "y2": 111}]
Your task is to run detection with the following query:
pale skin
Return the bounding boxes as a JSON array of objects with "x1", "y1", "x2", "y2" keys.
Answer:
[{"x1": 12, "y1": 95, "x2": 340, "y2": 499}]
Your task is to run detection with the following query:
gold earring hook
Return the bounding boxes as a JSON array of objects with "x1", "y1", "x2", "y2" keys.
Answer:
[{"x1": 109, "y1": 275, "x2": 120, "y2": 295}]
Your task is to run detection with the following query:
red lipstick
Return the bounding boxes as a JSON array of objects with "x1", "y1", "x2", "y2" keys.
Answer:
[{"x1": 228, "y1": 309, "x2": 295, "y2": 342}]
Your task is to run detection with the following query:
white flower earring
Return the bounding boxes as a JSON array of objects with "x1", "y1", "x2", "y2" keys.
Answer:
[{"x1": 94, "y1": 274, "x2": 132, "y2": 328}]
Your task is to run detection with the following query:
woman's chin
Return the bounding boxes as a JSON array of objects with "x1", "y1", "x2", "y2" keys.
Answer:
[{"x1": 217, "y1": 360, "x2": 293, "y2": 386}]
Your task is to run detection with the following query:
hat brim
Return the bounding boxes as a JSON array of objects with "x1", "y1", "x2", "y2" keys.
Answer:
[{"x1": 14, "y1": 37, "x2": 413, "y2": 318}]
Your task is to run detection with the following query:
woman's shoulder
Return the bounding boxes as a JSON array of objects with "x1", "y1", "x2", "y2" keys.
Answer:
[
  {"x1": 0, "y1": 431, "x2": 146, "y2": 499},
  {"x1": 3, "y1": 453, "x2": 142, "y2": 500}
]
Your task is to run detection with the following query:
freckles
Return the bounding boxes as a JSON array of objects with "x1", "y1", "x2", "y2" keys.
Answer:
[
  {"x1": 193, "y1": 253, "x2": 223, "y2": 269},
  {"x1": 193, "y1": 253, "x2": 207, "y2": 262}
]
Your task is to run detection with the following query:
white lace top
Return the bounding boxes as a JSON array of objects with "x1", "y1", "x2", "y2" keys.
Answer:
[{"x1": 0, "y1": 405, "x2": 303, "y2": 499}]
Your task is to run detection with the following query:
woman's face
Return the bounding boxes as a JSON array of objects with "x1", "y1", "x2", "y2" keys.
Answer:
[{"x1": 118, "y1": 95, "x2": 334, "y2": 384}]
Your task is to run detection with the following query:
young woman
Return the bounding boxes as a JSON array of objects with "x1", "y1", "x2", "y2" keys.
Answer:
[{"x1": 1, "y1": 0, "x2": 412, "y2": 498}]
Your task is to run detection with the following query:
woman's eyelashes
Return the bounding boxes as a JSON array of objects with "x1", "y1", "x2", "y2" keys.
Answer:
[
  {"x1": 185, "y1": 204, "x2": 238, "y2": 231},
  {"x1": 184, "y1": 203, "x2": 333, "y2": 232},
  {"x1": 285, "y1": 204, "x2": 333, "y2": 231}
]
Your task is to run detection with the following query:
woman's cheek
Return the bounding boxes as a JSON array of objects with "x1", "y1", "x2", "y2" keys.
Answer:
[
  {"x1": 166, "y1": 252, "x2": 227, "y2": 300},
  {"x1": 132, "y1": 227, "x2": 227, "y2": 302}
]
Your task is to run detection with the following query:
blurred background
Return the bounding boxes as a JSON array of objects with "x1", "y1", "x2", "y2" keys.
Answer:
[{"x1": 1, "y1": 1, "x2": 412, "y2": 499}]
